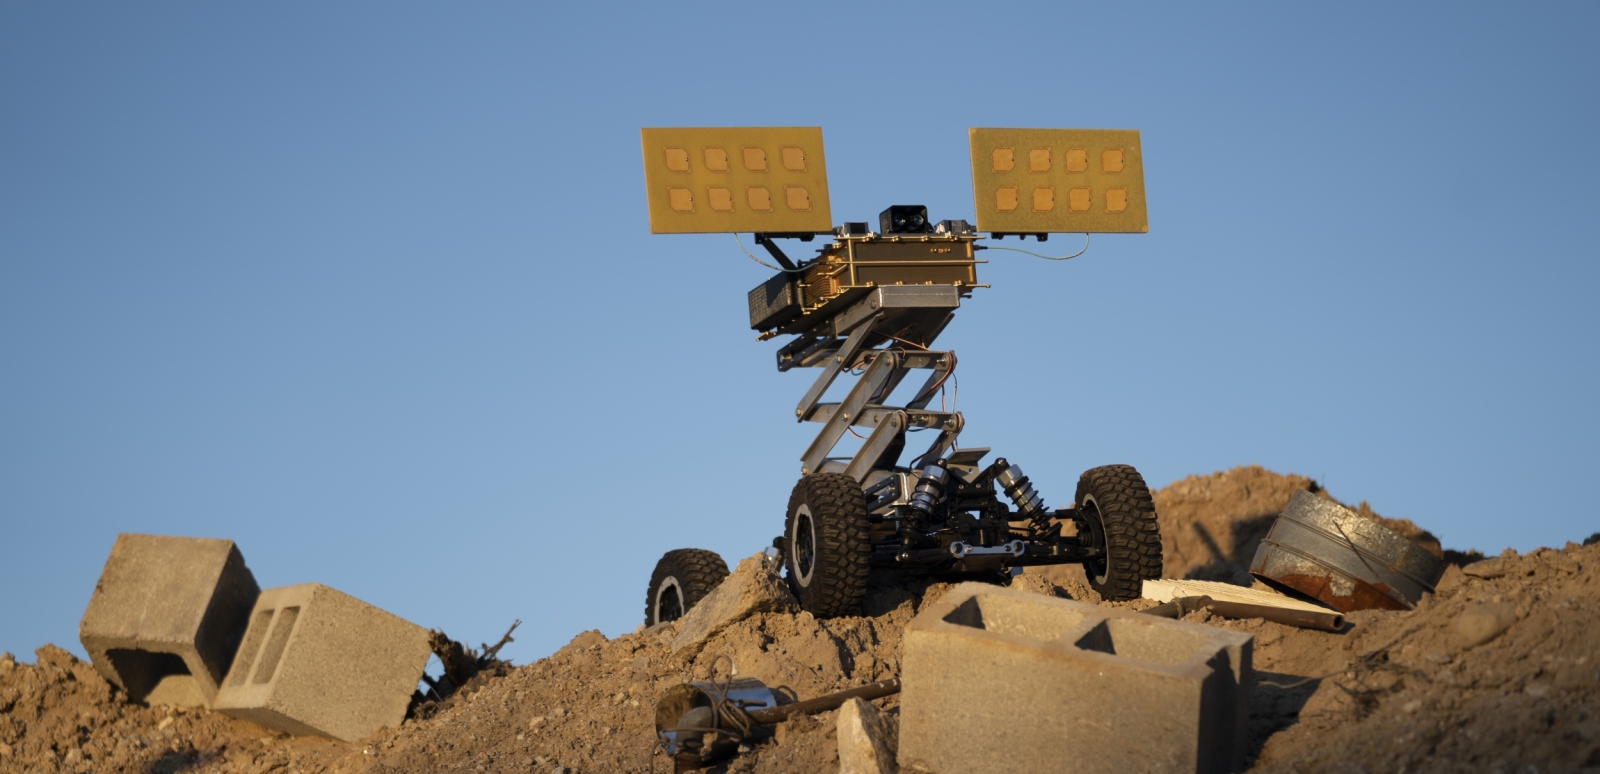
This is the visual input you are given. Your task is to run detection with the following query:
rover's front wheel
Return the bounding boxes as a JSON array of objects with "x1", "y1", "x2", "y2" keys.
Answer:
[
  {"x1": 1075, "y1": 464, "x2": 1164, "y2": 601},
  {"x1": 784, "y1": 473, "x2": 871, "y2": 618}
]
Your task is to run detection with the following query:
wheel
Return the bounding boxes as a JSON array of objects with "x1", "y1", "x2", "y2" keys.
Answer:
[
  {"x1": 644, "y1": 549, "x2": 729, "y2": 627},
  {"x1": 784, "y1": 473, "x2": 871, "y2": 618},
  {"x1": 1075, "y1": 464, "x2": 1163, "y2": 601}
]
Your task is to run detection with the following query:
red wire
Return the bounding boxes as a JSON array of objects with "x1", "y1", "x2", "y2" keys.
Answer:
[
  {"x1": 880, "y1": 333, "x2": 929, "y2": 351},
  {"x1": 914, "y1": 351, "x2": 957, "y2": 406}
]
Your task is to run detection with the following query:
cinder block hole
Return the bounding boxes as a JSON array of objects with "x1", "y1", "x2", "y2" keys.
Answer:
[
  {"x1": 105, "y1": 649, "x2": 203, "y2": 705},
  {"x1": 1073, "y1": 618, "x2": 1208, "y2": 666},
  {"x1": 253, "y1": 606, "x2": 300, "y2": 684},
  {"x1": 944, "y1": 594, "x2": 1087, "y2": 642},
  {"x1": 229, "y1": 608, "x2": 276, "y2": 687},
  {"x1": 229, "y1": 606, "x2": 301, "y2": 686}
]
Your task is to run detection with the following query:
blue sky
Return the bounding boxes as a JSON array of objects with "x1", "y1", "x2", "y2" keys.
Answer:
[{"x1": 3, "y1": 2, "x2": 1596, "y2": 665}]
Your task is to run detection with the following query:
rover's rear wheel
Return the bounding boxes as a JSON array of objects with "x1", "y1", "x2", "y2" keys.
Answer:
[
  {"x1": 1075, "y1": 464, "x2": 1163, "y2": 601},
  {"x1": 644, "y1": 548, "x2": 729, "y2": 627},
  {"x1": 784, "y1": 473, "x2": 871, "y2": 618}
]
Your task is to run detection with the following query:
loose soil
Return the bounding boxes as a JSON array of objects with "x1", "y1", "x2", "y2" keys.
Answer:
[{"x1": 2, "y1": 466, "x2": 1595, "y2": 774}]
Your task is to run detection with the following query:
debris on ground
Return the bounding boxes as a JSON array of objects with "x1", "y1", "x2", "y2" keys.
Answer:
[
  {"x1": 899, "y1": 582, "x2": 1252, "y2": 774},
  {"x1": 2, "y1": 466, "x2": 1594, "y2": 773},
  {"x1": 1142, "y1": 578, "x2": 1345, "y2": 631},
  {"x1": 1250, "y1": 490, "x2": 1447, "y2": 612},
  {"x1": 418, "y1": 620, "x2": 521, "y2": 707},
  {"x1": 670, "y1": 553, "x2": 797, "y2": 658},
  {"x1": 73, "y1": 532, "x2": 446, "y2": 744},
  {"x1": 654, "y1": 666, "x2": 901, "y2": 772},
  {"x1": 77, "y1": 534, "x2": 260, "y2": 708},
  {"x1": 210, "y1": 583, "x2": 432, "y2": 742},
  {"x1": 836, "y1": 696, "x2": 897, "y2": 774}
]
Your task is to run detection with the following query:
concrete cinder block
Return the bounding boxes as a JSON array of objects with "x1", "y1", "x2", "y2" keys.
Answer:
[
  {"x1": 899, "y1": 583, "x2": 1252, "y2": 774},
  {"x1": 78, "y1": 534, "x2": 261, "y2": 707},
  {"x1": 212, "y1": 583, "x2": 431, "y2": 742}
]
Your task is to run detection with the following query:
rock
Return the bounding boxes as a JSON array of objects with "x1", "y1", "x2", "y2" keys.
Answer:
[
  {"x1": 1433, "y1": 564, "x2": 1466, "y2": 593},
  {"x1": 1555, "y1": 552, "x2": 1582, "y2": 575},
  {"x1": 560, "y1": 630, "x2": 607, "y2": 653},
  {"x1": 1007, "y1": 573, "x2": 1058, "y2": 597},
  {"x1": 670, "y1": 553, "x2": 797, "y2": 657},
  {"x1": 1464, "y1": 547, "x2": 1523, "y2": 580},
  {"x1": 1454, "y1": 602, "x2": 1520, "y2": 648},
  {"x1": 837, "y1": 697, "x2": 898, "y2": 774},
  {"x1": 1462, "y1": 557, "x2": 1509, "y2": 579}
]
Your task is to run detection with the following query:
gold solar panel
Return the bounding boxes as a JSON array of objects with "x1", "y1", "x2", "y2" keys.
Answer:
[
  {"x1": 968, "y1": 128, "x2": 1148, "y2": 234},
  {"x1": 641, "y1": 127, "x2": 833, "y2": 234}
]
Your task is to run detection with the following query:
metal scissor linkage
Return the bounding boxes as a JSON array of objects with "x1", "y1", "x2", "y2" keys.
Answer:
[{"x1": 786, "y1": 287, "x2": 965, "y2": 481}]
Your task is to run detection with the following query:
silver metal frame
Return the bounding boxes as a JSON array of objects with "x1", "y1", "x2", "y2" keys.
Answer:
[{"x1": 788, "y1": 286, "x2": 967, "y2": 480}]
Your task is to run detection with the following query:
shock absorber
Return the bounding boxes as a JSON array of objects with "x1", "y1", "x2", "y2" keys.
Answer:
[
  {"x1": 995, "y1": 458, "x2": 1050, "y2": 528},
  {"x1": 898, "y1": 462, "x2": 950, "y2": 557},
  {"x1": 906, "y1": 462, "x2": 950, "y2": 519}
]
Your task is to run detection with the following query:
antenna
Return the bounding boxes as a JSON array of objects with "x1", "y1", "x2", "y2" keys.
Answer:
[
  {"x1": 640, "y1": 127, "x2": 832, "y2": 235},
  {"x1": 968, "y1": 128, "x2": 1148, "y2": 236}
]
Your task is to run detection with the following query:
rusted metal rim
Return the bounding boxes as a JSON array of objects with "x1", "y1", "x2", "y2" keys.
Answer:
[
  {"x1": 1269, "y1": 515, "x2": 1440, "y2": 600},
  {"x1": 1250, "y1": 539, "x2": 1411, "y2": 613},
  {"x1": 1250, "y1": 491, "x2": 1447, "y2": 612},
  {"x1": 1281, "y1": 491, "x2": 1445, "y2": 587}
]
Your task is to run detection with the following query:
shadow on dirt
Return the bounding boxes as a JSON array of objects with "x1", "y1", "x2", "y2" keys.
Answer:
[
  {"x1": 1183, "y1": 514, "x2": 1280, "y2": 583},
  {"x1": 1246, "y1": 670, "x2": 1323, "y2": 766}
]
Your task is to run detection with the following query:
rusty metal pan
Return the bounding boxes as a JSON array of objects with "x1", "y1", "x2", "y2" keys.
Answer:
[{"x1": 1249, "y1": 491, "x2": 1447, "y2": 612}]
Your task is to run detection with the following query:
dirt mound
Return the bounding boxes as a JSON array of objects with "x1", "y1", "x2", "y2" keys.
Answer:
[
  {"x1": 1032, "y1": 465, "x2": 1445, "y2": 595},
  {"x1": 1245, "y1": 540, "x2": 1600, "y2": 772},
  {"x1": 1, "y1": 467, "x2": 1593, "y2": 774},
  {"x1": 0, "y1": 646, "x2": 347, "y2": 772},
  {"x1": 1152, "y1": 465, "x2": 1444, "y2": 583}
]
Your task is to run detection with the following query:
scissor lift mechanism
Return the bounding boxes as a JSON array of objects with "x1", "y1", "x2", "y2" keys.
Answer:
[
  {"x1": 787, "y1": 287, "x2": 961, "y2": 482},
  {"x1": 763, "y1": 225, "x2": 1111, "y2": 568}
]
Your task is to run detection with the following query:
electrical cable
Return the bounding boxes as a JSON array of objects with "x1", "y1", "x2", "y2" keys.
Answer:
[
  {"x1": 734, "y1": 233, "x2": 810, "y2": 273},
  {"x1": 983, "y1": 233, "x2": 1090, "y2": 261},
  {"x1": 880, "y1": 332, "x2": 929, "y2": 351},
  {"x1": 912, "y1": 352, "x2": 956, "y2": 407}
]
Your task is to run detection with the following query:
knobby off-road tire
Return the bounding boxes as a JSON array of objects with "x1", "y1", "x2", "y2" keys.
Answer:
[
  {"x1": 644, "y1": 548, "x2": 729, "y2": 627},
  {"x1": 785, "y1": 473, "x2": 871, "y2": 618},
  {"x1": 1075, "y1": 464, "x2": 1163, "y2": 601}
]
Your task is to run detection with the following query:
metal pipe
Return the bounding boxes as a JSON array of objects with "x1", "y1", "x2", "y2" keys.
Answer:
[
  {"x1": 744, "y1": 678, "x2": 902, "y2": 725},
  {"x1": 1207, "y1": 599, "x2": 1345, "y2": 632},
  {"x1": 659, "y1": 677, "x2": 904, "y2": 772}
]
